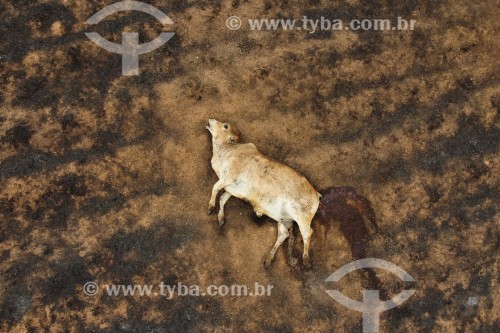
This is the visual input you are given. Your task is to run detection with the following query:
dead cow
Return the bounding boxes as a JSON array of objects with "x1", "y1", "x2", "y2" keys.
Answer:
[{"x1": 206, "y1": 119, "x2": 320, "y2": 268}]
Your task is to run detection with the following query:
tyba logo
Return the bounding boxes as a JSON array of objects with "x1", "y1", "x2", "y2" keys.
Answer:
[
  {"x1": 85, "y1": 1, "x2": 175, "y2": 75},
  {"x1": 325, "y1": 258, "x2": 416, "y2": 333}
]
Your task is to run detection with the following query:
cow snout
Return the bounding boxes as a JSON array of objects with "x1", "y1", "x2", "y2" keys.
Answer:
[
  {"x1": 206, "y1": 119, "x2": 220, "y2": 133},
  {"x1": 206, "y1": 119, "x2": 216, "y2": 132}
]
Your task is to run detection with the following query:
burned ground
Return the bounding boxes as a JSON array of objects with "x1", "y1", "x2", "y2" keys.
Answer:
[{"x1": 0, "y1": 0, "x2": 498, "y2": 332}]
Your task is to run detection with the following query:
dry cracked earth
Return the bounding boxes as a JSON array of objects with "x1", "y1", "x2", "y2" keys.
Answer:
[{"x1": 0, "y1": 0, "x2": 499, "y2": 332}]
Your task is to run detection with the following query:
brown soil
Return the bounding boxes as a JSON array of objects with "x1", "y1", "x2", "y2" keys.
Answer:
[{"x1": 0, "y1": 0, "x2": 498, "y2": 332}]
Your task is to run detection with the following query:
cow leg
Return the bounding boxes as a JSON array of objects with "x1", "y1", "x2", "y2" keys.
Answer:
[
  {"x1": 297, "y1": 221, "x2": 313, "y2": 268},
  {"x1": 208, "y1": 179, "x2": 226, "y2": 215},
  {"x1": 217, "y1": 192, "x2": 232, "y2": 227},
  {"x1": 264, "y1": 223, "x2": 289, "y2": 268}
]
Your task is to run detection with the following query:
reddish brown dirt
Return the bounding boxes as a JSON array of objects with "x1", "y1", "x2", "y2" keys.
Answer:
[{"x1": 0, "y1": 0, "x2": 498, "y2": 332}]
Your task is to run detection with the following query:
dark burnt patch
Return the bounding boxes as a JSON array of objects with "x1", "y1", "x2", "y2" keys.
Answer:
[
  {"x1": 0, "y1": 2, "x2": 76, "y2": 62},
  {"x1": 39, "y1": 254, "x2": 93, "y2": 306},
  {"x1": 238, "y1": 37, "x2": 260, "y2": 54},
  {"x1": 375, "y1": 155, "x2": 411, "y2": 184},
  {"x1": 95, "y1": 295, "x2": 229, "y2": 333},
  {"x1": 59, "y1": 112, "x2": 78, "y2": 130},
  {"x1": 1, "y1": 124, "x2": 33, "y2": 148},
  {"x1": 0, "y1": 144, "x2": 115, "y2": 180},
  {"x1": 0, "y1": 198, "x2": 16, "y2": 220},
  {"x1": 102, "y1": 220, "x2": 197, "y2": 284},
  {"x1": 198, "y1": 0, "x2": 222, "y2": 14},
  {"x1": 416, "y1": 114, "x2": 499, "y2": 173},
  {"x1": 426, "y1": 112, "x2": 444, "y2": 132},
  {"x1": 1, "y1": 250, "x2": 90, "y2": 329},
  {"x1": 26, "y1": 173, "x2": 87, "y2": 229},
  {"x1": 324, "y1": 50, "x2": 342, "y2": 69},
  {"x1": 0, "y1": 114, "x2": 174, "y2": 179},
  {"x1": 475, "y1": 322, "x2": 500, "y2": 332},
  {"x1": 390, "y1": 288, "x2": 447, "y2": 332},
  {"x1": 447, "y1": 185, "x2": 497, "y2": 226},
  {"x1": 13, "y1": 76, "x2": 57, "y2": 109},
  {"x1": 0, "y1": 285, "x2": 32, "y2": 326},
  {"x1": 0, "y1": 255, "x2": 39, "y2": 326},
  {"x1": 0, "y1": 150, "x2": 71, "y2": 179},
  {"x1": 318, "y1": 98, "x2": 419, "y2": 145},
  {"x1": 0, "y1": 219, "x2": 21, "y2": 244},
  {"x1": 424, "y1": 184, "x2": 442, "y2": 203},
  {"x1": 349, "y1": 31, "x2": 384, "y2": 59},
  {"x1": 32, "y1": 2, "x2": 75, "y2": 32},
  {"x1": 232, "y1": 0, "x2": 240, "y2": 9},
  {"x1": 302, "y1": 8, "x2": 349, "y2": 39},
  {"x1": 79, "y1": 193, "x2": 126, "y2": 217},
  {"x1": 316, "y1": 62, "x2": 494, "y2": 146},
  {"x1": 5, "y1": 5, "x2": 183, "y2": 120},
  {"x1": 491, "y1": 95, "x2": 500, "y2": 113}
]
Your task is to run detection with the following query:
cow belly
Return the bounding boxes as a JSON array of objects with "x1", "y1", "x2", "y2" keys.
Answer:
[
  {"x1": 225, "y1": 182, "x2": 294, "y2": 222},
  {"x1": 261, "y1": 199, "x2": 294, "y2": 222}
]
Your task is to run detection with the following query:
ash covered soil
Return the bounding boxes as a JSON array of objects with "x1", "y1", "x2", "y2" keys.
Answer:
[{"x1": 0, "y1": 0, "x2": 499, "y2": 332}]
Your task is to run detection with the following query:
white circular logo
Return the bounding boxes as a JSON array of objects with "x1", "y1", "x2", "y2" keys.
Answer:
[
  {"x1": 83, "y1": 281, "x2": 99, "y2": 296},
  {"x1": 226, "y1": 16, "x2": 242, "y2": 30}
]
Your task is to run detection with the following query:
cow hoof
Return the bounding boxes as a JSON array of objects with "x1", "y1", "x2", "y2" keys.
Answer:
[
  {"x1": 263, "y1": 258, "x2": 272, "y2": 269},
  {"x1": 218, "y1": 219, "x2": 225, "y2": 228},
  {"x1": 302, "y1": 257, "x2": 311, "y2": 269},
  {"x1": 207, "y1": 206, "x2": 215, "y2": 215}
]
